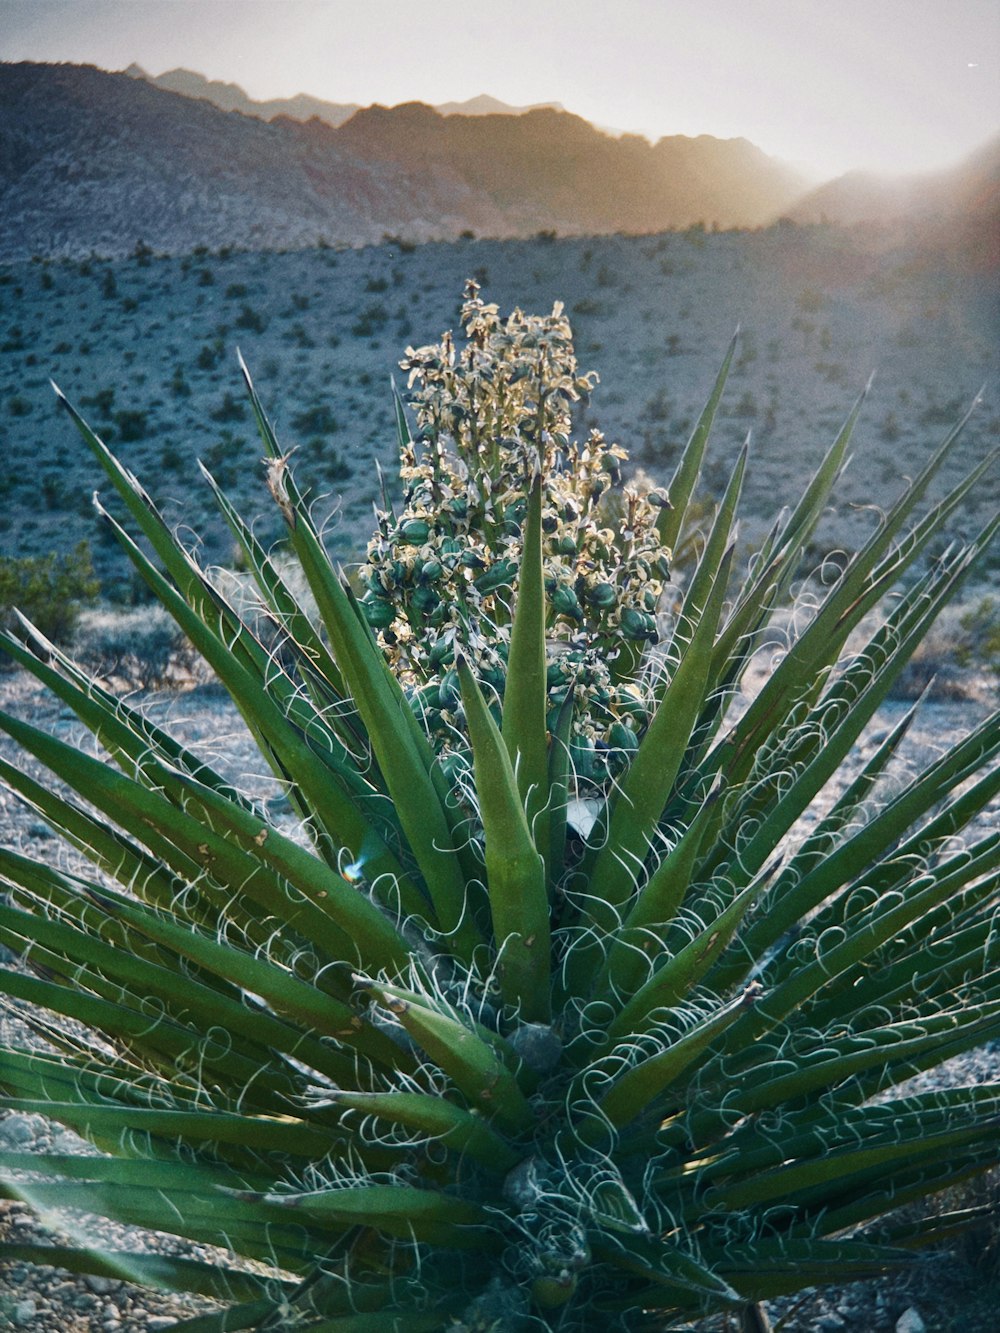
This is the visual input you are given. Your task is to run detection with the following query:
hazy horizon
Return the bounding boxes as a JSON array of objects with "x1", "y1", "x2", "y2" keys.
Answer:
[{"x1": 1, "y1": 0, "x2": 998, "y2": 181}]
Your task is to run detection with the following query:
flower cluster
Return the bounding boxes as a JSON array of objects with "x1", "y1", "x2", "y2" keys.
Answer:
[{"x1": 359, "y1": 282, "x2": 672, "y2": 771}]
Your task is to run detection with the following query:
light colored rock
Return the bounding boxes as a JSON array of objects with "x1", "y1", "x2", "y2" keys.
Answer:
[
  {"x1": 896, "y1": 1309, "x2": 926, "y2": 1333},
  {"x1": 84, "y1": 1274, "x2": 118, "y2": 1294},
  {"x1": 13, "y1": 1299, "x2": 38, "y2": 1327},
  {"x1": 0, "y1": 1113, "x2": 41, "y2": 1147}
]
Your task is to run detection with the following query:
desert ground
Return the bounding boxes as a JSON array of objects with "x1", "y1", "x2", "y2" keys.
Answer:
[{"x1": 1, "y1": 226, "x2": 997, "y2": 594}]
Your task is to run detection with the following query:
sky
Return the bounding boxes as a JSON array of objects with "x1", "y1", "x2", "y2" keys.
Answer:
[{"x1": 2, "y1": 0, "x2": 998, "y2": 180}]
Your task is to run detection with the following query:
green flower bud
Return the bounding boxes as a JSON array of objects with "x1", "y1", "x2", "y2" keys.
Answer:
[
  {"x1": 398, "y1": 518, "x2": 430, "y2": 544},
  {"x1": 570, "y1": 734, "x2": 596, "y2": 781},
  {"x1": 531, "y1": 1273, "x2": 577, "y2": 1309},
  {"x1": 620, "y1": 607, "x2": 657, "y2": 641},
  {"x1": 409, "y1": 683, "x2": 442, "y2": 717},
  {"x1": 428, "y1": 638, "x2": 454, "y2": 668},
  {"x1": 613, "y1": 685, "x2": 648, "y2": 726},
  {"x1": 438, "y1": 669, "x2": 460, "y2": 708},
  {"x1": 475, "y1": 558, "x2": 517, "y2": 593},
  {"x1": 609, "y1": 721, "x2": 639, "y2": 752},
  {"x1": 361, "y1": 597, "x2": 396, "y2": 629},
  {"x1": 586, "y1": 581, "x2": 617, "y2": 609},
  {"x1": 551, "y1": 584, "x2": 584, "y2": 621},
  {"x1": 411, "y1": 584, "x2": 439, "y2": 613}
]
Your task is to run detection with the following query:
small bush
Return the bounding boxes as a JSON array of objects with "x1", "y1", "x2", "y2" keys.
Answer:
[
  {"x1": 235, "y1": 305, "x2": 268, "y2": 334},
  {"x1": 291, "y1": 404, "x2": 339, "y2": 435},
  {"x1": 351, "y1": 302, "x2": 389, "y2": 337},
  {"x1": 112, "y1": 408, "x2": 148, "y2": 442},
  {"x1": 196, "y1": 341, "x2": 223, "y2": 371},
  {"x1": 0, "y1": 540, "x2": 99, "y2": 644},
  {"x1": 81, "y1": 387, "x2": 115, "y2": 418},
  {"x1": 210, "y1": 392, "x2": 245, "y2": 423},
  {"x1": 891, "y1": 595, "x2": 1000, "y2": 699},
  {"x1": 73, "y1": 605, "x2": 196, "y2": 688}
]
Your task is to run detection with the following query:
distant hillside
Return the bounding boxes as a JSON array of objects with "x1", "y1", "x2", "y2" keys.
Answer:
[
  {"x1": 787, "y1": 136, "x2": 1000, "y2": 268},
  {"x1": 0, "y1": 62, "x2": 807, "y2": 261},
  {"x1": 124, "y1": 63, "x2": 362, "y2": 126},
  {"x1": 125, "y1": 64, "x2": 562, "y2": 127}
]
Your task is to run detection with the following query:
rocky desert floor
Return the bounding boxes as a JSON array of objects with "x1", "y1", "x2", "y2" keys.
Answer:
[{"x1": 0, "y1": 225, "x2": 997, "y2": 588}]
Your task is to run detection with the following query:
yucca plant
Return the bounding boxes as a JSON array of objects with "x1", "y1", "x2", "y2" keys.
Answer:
[{"x1": 0, "y1": 283, "x2": 998, "y2": 1333}]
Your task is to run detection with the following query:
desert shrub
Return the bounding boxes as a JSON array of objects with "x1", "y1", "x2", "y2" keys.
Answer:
[
  {"x1": 81, "y1": 386, "x2": 115, "y2": 417},
  {"x1": 112, "y1": 408, "x2": 148, "y2": 442},
  {"x1": 235, "y1": 304, "x2": 268, "y2": 334},
  {"x1": 0, "y1": 539, "x2": 99, "y2": 644},
  {"x1": 210, "y1": 391, "x2": 245, "y2": 423},
  {"x1": 72, "y1": 604, "x2": 196, "y2": 688},
  {"x1": 291, "y1": 403, "x2": 339, "y2": 435},
  {"x1": 351, "y1": 301, "x2": 389, "y2": 337},
  {"x1": 285, "y1": 322, "x2": 315, "y2": 349},
  {"x1": 196, "y1": 340, "x2": 224, "y2": 371},
  {"x1": 879, "y1": 409, "x2": 902, "y2": 442},
  {"x1": 0, "y1": 286, "x2": 997, "y2": 1333},
  {"x1": 891, "y1": 595, "x2": 1000, "y2": 699},
  {"x1": 316, "y1": 444, "x2": 352, "y2": 481},
  {"x1": 732, "y1": 389, "x2": 758, "y2": 418},
  {"x1": 40, "y1": 472, "x2": 68, "y2": 510}
]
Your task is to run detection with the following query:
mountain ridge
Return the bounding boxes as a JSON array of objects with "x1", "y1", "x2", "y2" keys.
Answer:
[
  {"x1": 124, "y1": 64, "x2": 564, "y2": 128},
  {"x1": 0, "y1": 61, "x2": 807, "y2": 260},
  {"x1": 1, "y1": 62, "x2": 994, "y2": 266}
]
